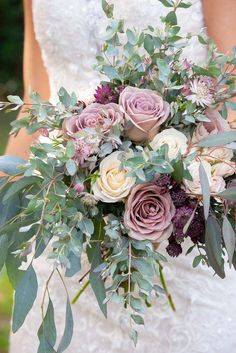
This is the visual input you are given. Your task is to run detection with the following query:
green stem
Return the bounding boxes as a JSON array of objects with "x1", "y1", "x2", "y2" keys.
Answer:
[
  {"x1": 159, "y1": 264, "x2": 176, "y2": 312},
  {"x1": 71, "y1": 279, "x2": 90, "y2": 304}
]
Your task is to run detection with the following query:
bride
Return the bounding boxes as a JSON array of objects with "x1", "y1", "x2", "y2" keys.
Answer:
[{"x1": 6, "y1": 1, "x2": 236, "y2": 352}]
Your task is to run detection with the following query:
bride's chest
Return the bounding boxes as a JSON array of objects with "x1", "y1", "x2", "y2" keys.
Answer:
[{"x1": 32, "y1": 0, "x2": 204, "y2": 63}]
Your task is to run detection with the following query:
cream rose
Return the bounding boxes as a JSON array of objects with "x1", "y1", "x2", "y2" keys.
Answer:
[
  {"x1": 92, "y1": 151, "x2": 136, "y2": 203},
  {"x1": 200, "y1": 147, "x2": 233, "y2": 164},
  {"x1": 150, "y1": 128, "x2": 188, "y2": 160},
  {"x1": 183, "y1": 160, "x2": 212, "y2": 195},
  {"x1": 210, "y1": 175, "x2": 226, "y2": 194},
  {"x1": 192, "y1": 108, "x2": 230, "y2": 144},
  {"x1": 183, "y1": 160, "x2": 228, "y2": 195},
  {"x1": 212, "y1": 161, "x2": 236, "y2": 178}
]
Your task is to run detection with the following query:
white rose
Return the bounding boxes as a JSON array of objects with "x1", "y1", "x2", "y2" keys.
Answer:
[
  {"x1": 212, "y1": 161, "x2": 236, "y2": 178},
  {"x1": 150, "y1": 128, "x2": 188, "y2": 160},
  {"x1": 92, "y1": 151, "x2": 136, "y2": 203},
  {"x1": 201, "y1": 147, "x2": 233, "y2": 163},
  {"x1": 183, "y1": 160, "x2": 212, "y2": 195},
  {"x1": 211, "y1": 175, "x2": 226, "y2": 194}
]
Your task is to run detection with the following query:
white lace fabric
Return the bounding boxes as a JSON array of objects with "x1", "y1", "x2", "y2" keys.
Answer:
[{"x1": 9, "y1": 1, "x2": 236, "y2": 352}]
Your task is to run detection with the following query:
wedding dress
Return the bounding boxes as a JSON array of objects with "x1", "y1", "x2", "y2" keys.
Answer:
[{"x1": 9, "y1": 1, "x2": 236, "y2": 352}]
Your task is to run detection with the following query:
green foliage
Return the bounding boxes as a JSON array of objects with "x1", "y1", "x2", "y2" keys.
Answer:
[
  {"x1": 12, "y1": 265, "x2": 38, "y2": 332},
  {"x1": 0, "y1": 0, "x2": 235, "y2": 350}
]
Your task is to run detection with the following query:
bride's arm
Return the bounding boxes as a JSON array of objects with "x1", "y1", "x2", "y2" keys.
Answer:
[
  {"x1": 203, "y1": 0, "x2": 236, "y2": 127},
  {"x1": 5, "y1": 0, "x2": 50, "y2": 159}
]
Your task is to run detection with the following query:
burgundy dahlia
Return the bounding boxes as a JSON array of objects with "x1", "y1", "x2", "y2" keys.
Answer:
[{"x1": 94, "y1": 85, "x2": 118, "y2": 104}]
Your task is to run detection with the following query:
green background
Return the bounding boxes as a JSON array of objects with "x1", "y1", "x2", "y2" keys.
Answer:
[{"x1": 0, "y1": 1, "x2": 23, "y2": 352}]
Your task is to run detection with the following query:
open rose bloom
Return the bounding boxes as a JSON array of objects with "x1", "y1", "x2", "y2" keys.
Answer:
[
  {"x1": 124, "y1": 183, "x2": 175, "y2": 243},
  {"x1": 120, "y1": 86, "x2": 170, "y2": 142}
]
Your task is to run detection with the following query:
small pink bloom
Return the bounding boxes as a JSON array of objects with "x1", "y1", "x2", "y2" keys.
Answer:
[
  {"x1": 183, "y1": 76, "x2": 215, "y2": 107},
  {"x1": 73, "y1": 183, "x2": 85, "y2": 194},
  {"x1": 192, "y1": 108, "x2": 231, "y2": 144},
  {"x1": 182, "y1": 58, "x2": 192, "y2": 71},
  {"x1": 73, "y1": 139, "x2": 92, "y2": 166},
  {"x1": 41, "y1": 128, "x2": 49, "y2": 137},
  {"x1": 119, "y1": 86, "x2": 170, "y2": 143},
  {"x1": 63, "y1": 103, "x2": 123, "y2": 136},
  {"x1": 124, "y1": 182, "x2": 175, "y2": 243}
]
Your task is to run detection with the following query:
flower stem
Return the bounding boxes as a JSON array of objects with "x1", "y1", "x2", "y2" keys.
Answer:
[
  {"x1": 159, "y1": 263, "x2": 176, "y2": 312},
  {"x1": 71, "y1": 279, "x2": 90, "y2": 304}
]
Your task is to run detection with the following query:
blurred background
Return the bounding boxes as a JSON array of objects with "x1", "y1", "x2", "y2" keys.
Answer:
[{"x1": 0, "y1": 1, "x2": 23, "y2": 352}]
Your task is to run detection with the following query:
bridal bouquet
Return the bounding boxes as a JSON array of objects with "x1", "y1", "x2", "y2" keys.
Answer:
[{"x1": 0, "y1": 0, "x2": 236, "y2": 350}]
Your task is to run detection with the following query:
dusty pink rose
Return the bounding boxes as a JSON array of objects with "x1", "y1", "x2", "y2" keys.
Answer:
[
  {"x1": 119, "y1": 86, "x2": 170, "y2": 142},
  {"x1": 63, "y1": 103, "x2": 123, "y2": 136},
  {"x1": 124, "y1": 182, "x2": 175, "y2": 243},
  {"x1": 192, "y1": 108, "x2": 230, "y2": 144}
]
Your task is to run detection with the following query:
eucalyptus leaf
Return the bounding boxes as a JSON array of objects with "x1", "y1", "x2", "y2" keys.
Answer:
[
  {"x1": 65, "y1": 252, "x2": 81, "y2": 277},
  {"x1": 129, "y1": 328, "x2": 138, "y2": 346},
  {"x1": 0, "y1": 235, "x2": 8, "y2": 272},
  {"x1": 7, "y1": 95, "x2": 23, "y2": 106},
  {"x1": 205, "y1": 215, "x2": 225, "y2": 278},
  {"x1": 57, "y1": 298, "x2": 74, "y2": 353},
  {"x1": 177, "y1": 2, "x2": 191, "y2": 8},
  {"x1": 5, "y1": 254, "x2": 24, "y2": 289},
  {"x1": 37, "y1": 297, "x2": 57, "y2": 353},
  {"x1": 158, "y1": 0, "x2": 174, "y2": 7},
  {"x1": 165, "y1": 11, "x2": 177, "y2": 26},
  {"x1": 66, "y1": 159, "x2": 77, "y2": 176},
  {"x1": 103, "y1": 66, "x2": 122, "y2": 81},
  {"x1": 58, "y1": 87, "x2": 73, "y2": 108},
  {"x1": 126, "y1": 29, "x2": 137, "y2": 45},
  {"x1": 144, "y1": 35, "x2": 155, "y2": 55},
  {"x1": 65, "y1": 141, "x2": 76, "y2": 159},
  {"x1": 172, "y1": 159, "x2": 183, "y2": 183},
  {"x1": 199, "y1": 163, "x2": 210, "y2": 220},
  {"x1": 12, "y1": 264, "x2": 38, "y2": 332},
  {"x1": 192, "y1": 255, "x2": 202, "y2": 268},
  {"x1": 198, "y1": 131, "x2": 236, "y2": 148},
  {"x1": 3, "y1": 176, "x2": 41, "y2": 203},
  {"x1": 0, "y1": 155, "x2": 27, "y2": 175},
  {"x1": 218, "y1": 187, "x2": 236, "y2": 201},
  {"x1": 102, "y1": 0, "x2": 114, "y2": 18},
  {"x1": 87, "y1": 220, "x2": 107, "y2": 317},
  {"x1": 222, "y1": 216, "x2": 236, "y2": 268},
  {"x1": 132, "y1": 258, "x2": 154, "y2": 277}
]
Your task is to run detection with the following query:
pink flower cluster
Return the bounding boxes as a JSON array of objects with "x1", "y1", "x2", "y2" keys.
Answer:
[
  {"x1": 182, "y1": 76, "x2": 215, "y2": 107},
  {"x1": 63, "y1": 86, "x2": 170, "y2": 166}
]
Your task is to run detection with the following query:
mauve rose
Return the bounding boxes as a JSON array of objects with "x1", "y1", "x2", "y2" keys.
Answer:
[
  {"x1": 119, "y1": 86, "x2": 170, "y2": 142},
  {"x1": 124, "y1": 182, "x2": 175, "y2": 243},
  {"x1": 192, "y1": 108, "x2": 230, "y2": 144},
  {"x1": 63, "y1": 103, "x2": 123, "y2": 137}
]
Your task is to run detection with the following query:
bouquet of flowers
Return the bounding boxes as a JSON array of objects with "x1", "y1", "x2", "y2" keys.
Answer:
[{"x1": 0, "y1": 0, "x2": 236, "y2": 350}]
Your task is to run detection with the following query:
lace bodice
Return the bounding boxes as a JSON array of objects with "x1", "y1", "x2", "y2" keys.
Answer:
[
  {"x1": 32, "y1": 0, "x2": 206, "y2": 103},
  {"x1": 9, "y1": 2, "x2": 236, "y2": 353}
]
